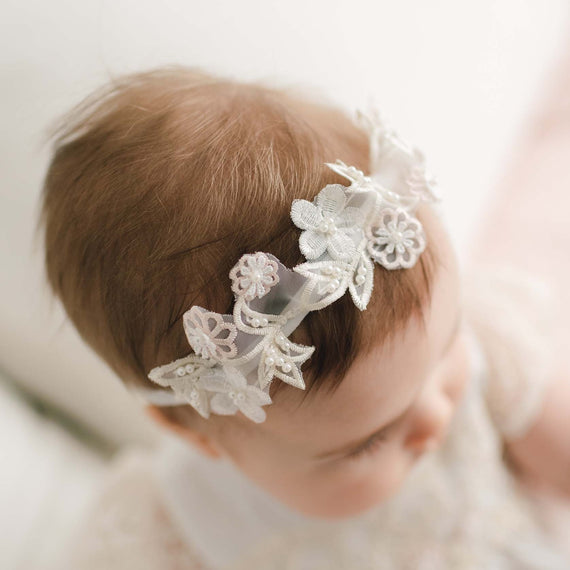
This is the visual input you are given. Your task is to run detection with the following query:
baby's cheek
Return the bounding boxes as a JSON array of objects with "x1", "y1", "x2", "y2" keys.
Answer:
[
  {"x1": 307, "y1": 450, "x2": 414, "y2": 519},
  {"x1": 448, "y1": 334, "x2": 471, "y2": 403}
]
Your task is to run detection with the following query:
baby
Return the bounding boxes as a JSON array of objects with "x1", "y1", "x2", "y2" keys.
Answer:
[{"x1": 38, "y1": 67, "x2": 570, "y2": 569}]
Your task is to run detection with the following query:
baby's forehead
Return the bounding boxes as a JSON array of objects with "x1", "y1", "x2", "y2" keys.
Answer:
[{"x1": 259, "y1": 316, "x2": 430, "y2": 445}]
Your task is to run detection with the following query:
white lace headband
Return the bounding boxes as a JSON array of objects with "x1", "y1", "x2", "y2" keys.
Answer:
[{"x1": 131, "y1": 109, "x2": 441, "y2": 422}]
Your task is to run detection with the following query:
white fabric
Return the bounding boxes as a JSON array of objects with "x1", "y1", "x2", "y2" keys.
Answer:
[
  {"x1": 462, "y1": 265, "x2": 558, "y2": 439},
  {"x1": 62, "y1": 448, "x2": 204, "y2": 570},
  {"x1": 151, "y1": 436, "x2": 309, "y2": 569},
  {"x1": 63, "y1": 268, "x2": 570, "y2": 569}
]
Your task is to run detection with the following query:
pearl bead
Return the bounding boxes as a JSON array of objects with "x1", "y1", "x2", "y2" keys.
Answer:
[
  {"x1": 318, "y1": 216, "x2": 337, "y2": 235},
  {"x1": 355, "y1": 275, "x2": 365, "y2": 285},
  {"x1": 282, "y1": 363, "x2": 292, "y2": 373},
  {"x1": 185, "y1": 364, "x2": 195, "y2": 374},
  {"x1": 236, "y1": 393, "x2": 245, "y2": 402},
  {"x1": 176, "y1": 367, "x2": 186, "y2": 376},
  {"x1": 252, "y1": 318, "x2": 260, "y2": 327},
  {"x1": 277, "y1": 357, "x2": 285, "y2": 367},
  {"x1": 260, "y1": 318, "x2": 268, "y2": 326},
  {"x1": 330, "y1": 279, "x2": 339, "y2": 289},
  {"x1": 357, "y1": 266, "x2": 367, "y2": 275},
  {"x1": 265, "y1": 357, "x2": 275, "y2": 366}
]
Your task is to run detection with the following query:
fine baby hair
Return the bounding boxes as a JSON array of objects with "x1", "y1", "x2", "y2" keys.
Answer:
[{"x1": 38, "y1": 66, "x2": 440, "y2": 431}]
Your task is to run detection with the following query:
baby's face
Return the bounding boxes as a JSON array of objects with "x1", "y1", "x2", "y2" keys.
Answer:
[{"x1": 210, "y1": 207, "x2": 471, "y2": 519}]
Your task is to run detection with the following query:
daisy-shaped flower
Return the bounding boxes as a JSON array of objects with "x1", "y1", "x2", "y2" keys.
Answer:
[
  {"x1": 183, "y1": 306, "x2": 238, "y2": 361},
  {"x1": 209, "y1": 366, "x2": 272, "y2": 423},
  {"x1": 366, "y1": 208, "x2": 426, "y2": 269},
  {"x1": 290, "y1": 184, "x2": 364, "y2": 262},
  {"x1": 229, "y1": 252, "x2": 280, "y2": 301}
]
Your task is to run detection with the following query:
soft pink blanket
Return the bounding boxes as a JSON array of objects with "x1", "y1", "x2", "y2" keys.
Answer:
[{"x1": 467, "y1": 32, "x2": 570, "y2": 555}]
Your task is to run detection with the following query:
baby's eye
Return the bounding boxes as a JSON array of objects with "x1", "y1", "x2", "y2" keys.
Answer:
[{"x1": 344, "y1": 431, "x2": 388, "y2": 462}]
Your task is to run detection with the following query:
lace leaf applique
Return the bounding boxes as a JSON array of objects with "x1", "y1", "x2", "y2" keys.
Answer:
[
  {"x1": 258, "y1": 332, "x2": 313, "y2": 390},
  {"x1": 325, "y1": 160, "x2": 378, "y2": 194},
  {"x1": 147, "y1": 355, "x2": 220, "y2": 418},
  {"x1": 293, "y1": 260, "x2": 352, "y2": 308},
  {"x1": 347, "y1": 253, "x2": 374, "y2": 310}
]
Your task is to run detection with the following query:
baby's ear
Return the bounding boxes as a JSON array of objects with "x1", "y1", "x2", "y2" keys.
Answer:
[{"x1": 145, "y1": 405, "x2": 224, "y2": 460}]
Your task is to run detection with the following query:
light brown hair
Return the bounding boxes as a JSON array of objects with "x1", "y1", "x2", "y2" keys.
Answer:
[{"x1": 37, "y1": 66, "x2": 438, "y2": 428}]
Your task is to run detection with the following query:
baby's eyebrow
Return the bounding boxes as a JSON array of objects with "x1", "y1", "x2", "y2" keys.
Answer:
[{"x1": 314, "y1": 309, "x2": 463, "y2": 460}]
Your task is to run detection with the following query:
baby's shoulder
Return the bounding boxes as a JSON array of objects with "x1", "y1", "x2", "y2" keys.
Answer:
[
  {"x1": 461, "y1": 265, "x2": 557, "y2": 440},
  {"x1": 62, "y1": 446, "x2": 205, "y2": 570}
]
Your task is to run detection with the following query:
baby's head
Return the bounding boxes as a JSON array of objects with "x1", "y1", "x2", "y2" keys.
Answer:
[{"x1": 39, "y1": 67, "x2": 470, "y2": 519}]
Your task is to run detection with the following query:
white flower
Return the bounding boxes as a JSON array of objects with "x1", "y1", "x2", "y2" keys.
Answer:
[
  {"x1": 183, "y1": 306, "x2": 238, "y2": 360},
  {"x1": 209, "y1": 367, "x2": 272, "y2": 423},
  {"x1": 290, "y1": 184, "x2": 364, "y2": 261},
  {"x1": 147, "y1": 356, "x2": 216, "y2": 419},
  {"x1": 170, "y1": 375, "x2": 210, "y2": 418},
  {"x1": 348, "y1": 253, "x2": 374, "y2": 310},
  {"x1": 229, "y1": 252, "x2": 279, "y2": 301},
  {"x1": 366, "y1": 208, "x2": 426, "y2": 269}
]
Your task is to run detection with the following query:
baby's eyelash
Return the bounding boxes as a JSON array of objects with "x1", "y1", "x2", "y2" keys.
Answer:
[{"x1": 345, "y1": 432, "x2": 388, "y2": 461}]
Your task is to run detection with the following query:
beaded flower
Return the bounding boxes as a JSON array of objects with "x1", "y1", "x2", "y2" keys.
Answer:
[
  {"x1": 229, "y1": 252, "x2": 280, "y2": 301},
  {"x1": 291, "y1": 184, "x2": 364, "y2": 262}
]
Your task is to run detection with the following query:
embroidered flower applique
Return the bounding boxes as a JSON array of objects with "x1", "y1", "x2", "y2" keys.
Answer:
[
  {"x1": 229, "y1": 252, "x2": 280, "y2": 301},
  {"x1": 146, "y1": 356, "x2": 219, "y2": 419},
  {"x1": 169, "y1": 364, "x2": 210, "y2": 417},
  {"x1": 209, "y1": 366, "x2": 272, "y2": 423},
  {"x1": 291, "y1": 184, "x2": 365, "y2": 262},
  {"x1": 366, "y1": 208, "x2": 426, "y2": 269},
  {"x1": 183, "y1": 306, "x2": 238, "y2": 360}
]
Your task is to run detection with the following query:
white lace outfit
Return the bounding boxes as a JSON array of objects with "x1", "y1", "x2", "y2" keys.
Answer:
[{"x1": 63, "y1": 268, "x2": 570, "y2": 569}]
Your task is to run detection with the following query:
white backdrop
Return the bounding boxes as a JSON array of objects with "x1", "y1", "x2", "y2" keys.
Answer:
[{"x1": 1, "y1": 0, "x2": 568, "y2": 447}]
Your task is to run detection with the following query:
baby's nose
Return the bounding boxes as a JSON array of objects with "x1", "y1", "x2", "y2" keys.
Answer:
[{"x1": 403, "y1": 392, "x2": 454, "y2": 454}]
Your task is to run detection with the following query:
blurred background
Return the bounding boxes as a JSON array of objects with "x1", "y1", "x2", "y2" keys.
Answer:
[{"x1": 1, "y1": 0, "x2": 569, "y2": 568}]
